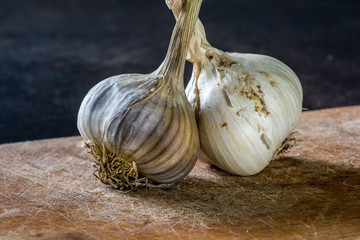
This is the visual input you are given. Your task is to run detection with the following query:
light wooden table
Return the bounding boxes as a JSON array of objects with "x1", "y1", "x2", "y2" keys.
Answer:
[{"x1": 1, "y1": 106, "x2": 359, "y2": 239}]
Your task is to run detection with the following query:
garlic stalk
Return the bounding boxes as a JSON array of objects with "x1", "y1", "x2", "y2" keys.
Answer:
[
  {"x1": 167, "y1": 1, "x2": 303, "y2": 176},
  {"x1": 77, "y1": 0, "x2": 203, "y2": 190}
]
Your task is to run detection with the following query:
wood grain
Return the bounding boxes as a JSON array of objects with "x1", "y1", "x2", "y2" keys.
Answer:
[{"x1": 1, "y1": 106, "x2": 359, "y2": 240}]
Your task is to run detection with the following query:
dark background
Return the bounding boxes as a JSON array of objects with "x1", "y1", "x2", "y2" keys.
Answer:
[{"x1": 1, "y1": 0, "x2": 359, "y2": 144}]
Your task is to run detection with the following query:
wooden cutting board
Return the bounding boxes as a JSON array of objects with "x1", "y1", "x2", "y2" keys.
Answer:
[{"x1": 1, "y1": 106, "x2": 359, "y2": 240}]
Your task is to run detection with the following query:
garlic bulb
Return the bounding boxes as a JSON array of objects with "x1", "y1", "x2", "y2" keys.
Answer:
[
  {"x1": 168, "y1": 1, "x2": 303, "y2": 176},
  {"x1": 77, "y1": 0, "x2": 203, "y2": 189}
]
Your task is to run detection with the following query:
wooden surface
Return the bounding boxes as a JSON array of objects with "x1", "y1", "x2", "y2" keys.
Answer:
[{"x1": 1, "y1": 106, "x2": 360, "y2": 240}]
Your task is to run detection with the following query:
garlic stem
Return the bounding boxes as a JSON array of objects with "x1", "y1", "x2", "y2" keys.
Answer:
[
  {"x1": 161, "y1": 0, "x2": 203, "y2": 88},
  {"x1": 166, "y1": 0, "x2": 208, "y2": 65}
]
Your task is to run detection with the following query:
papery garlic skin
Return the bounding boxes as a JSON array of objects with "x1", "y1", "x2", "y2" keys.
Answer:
[
  {"x1": 77, "y1": 0, "x2": 203, "y2": 184},
  {"x1": 186, "y1": 48, "x2": 303, "y2": 175}
]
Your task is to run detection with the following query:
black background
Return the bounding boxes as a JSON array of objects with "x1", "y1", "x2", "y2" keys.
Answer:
[{"x1": 1, "y1": 0, "x2": 359, "y2": 144}]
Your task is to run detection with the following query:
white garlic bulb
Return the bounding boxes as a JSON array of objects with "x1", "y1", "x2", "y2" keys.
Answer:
[
  {"x1": 168, "y1": 2, "x2": 303, "y2": 176},
  {"x1": 77, "y1": 0, "x2": 203, "y2": 189}
]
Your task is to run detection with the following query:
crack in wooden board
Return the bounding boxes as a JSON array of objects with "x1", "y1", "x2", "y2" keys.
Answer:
[{"x1": 0, "y1": 106, "x2": 360, "y2": 240}]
